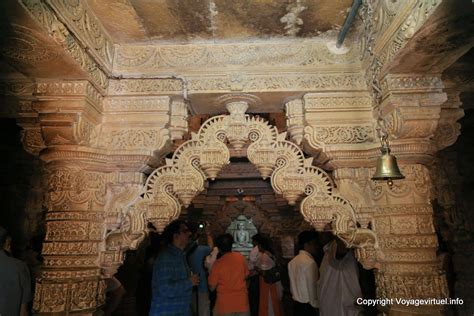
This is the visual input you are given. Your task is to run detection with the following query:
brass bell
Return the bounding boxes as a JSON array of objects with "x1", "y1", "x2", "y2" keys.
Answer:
[{"x1": 372, "y1": 143, "x2": 405, "y2": 188}]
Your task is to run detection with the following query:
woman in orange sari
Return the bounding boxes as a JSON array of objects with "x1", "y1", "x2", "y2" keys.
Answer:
[{"x1": 256, "y1": 237, "x2": 283, "y2": 316}]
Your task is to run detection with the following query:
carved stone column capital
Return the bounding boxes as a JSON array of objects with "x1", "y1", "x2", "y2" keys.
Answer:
[
  {"x1": 378, "y1": 74, "x2": 450, "y2": 165},
  {"x1": 23, "y1": 80, "x2": 102, "y2": 150},
  {"x1": 17, "y1": 80, "x2": 178, "y2": 172},
  {"x1": 100, "y1": 95, "x2": 174, "y2": 166},
  {"x1": 431, "y1": 88, "x2": 464, "y2": 151},
  {"x1": 297, "y1": 92, "x2": 376, "y2": 169}
]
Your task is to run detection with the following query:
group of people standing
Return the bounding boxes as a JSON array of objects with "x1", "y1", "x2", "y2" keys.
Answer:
[
  {"x1": 288, "y1": 231, "x2": 362, "y2": 316},
  {"x1": 148, "y1": 219, "x2": 363, "y2": 316}
]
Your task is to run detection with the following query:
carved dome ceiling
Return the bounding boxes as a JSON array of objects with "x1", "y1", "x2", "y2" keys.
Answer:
[{"x1": 86, "y1": 0, "x2": 353, "y2": 44}]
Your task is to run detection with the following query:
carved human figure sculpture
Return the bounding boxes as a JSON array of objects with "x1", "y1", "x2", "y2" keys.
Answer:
[{"x1": 233, "y1": 222, "x2": 253, "y2": 248}]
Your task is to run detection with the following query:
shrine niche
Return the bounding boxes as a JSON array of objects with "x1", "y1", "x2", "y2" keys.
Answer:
[{"x1": 125, "y1": 97, "x2": 380, "y2": 269}]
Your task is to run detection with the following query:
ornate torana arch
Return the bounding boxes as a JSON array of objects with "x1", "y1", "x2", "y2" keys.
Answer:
[{"x1": 113, "y1": 100, "x2": 379, "y2": 269}]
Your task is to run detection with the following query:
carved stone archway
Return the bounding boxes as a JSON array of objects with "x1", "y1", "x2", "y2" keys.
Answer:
[{"x1": 118, "y1": 98, "x2": 380, "y2": 270}]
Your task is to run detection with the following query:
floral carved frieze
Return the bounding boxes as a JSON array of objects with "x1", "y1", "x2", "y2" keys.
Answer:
[
  {"x1": 36, "y1": 81, "x2": 103, "y2": 111},
  {"x1": 46, "y1": 0, "x2": 114, "y2": 69},
  {"x1": 99, "y1": 96, "x2": 178, "y2": 156},
  {"x1": 0, "y1": 24, "x2": 60, "y2": 64},
  {"x1": 378, "y1": 235, "x2": 437, "y2": 249},
  {"x1": 381, "y1": 74, "x2": 444, "y2": 93},
  {"x1": 21, "y1": 0, "x2": 108, "y2": 90},
  {"x1": 204, "y1": 73, "x2": 367, "y2": 92},
  {"x1": 114, "y1": 41, "x2": 360, "y2": 73},
  {"x1": 107, "y1": 79, "x2": 183, "y2": 95},
  {"x1": 304, "y1": 93, "x2": 373, "y2": 110},
  {"x1": 368, "y1": 164, "x2": 431, "y2": 203},
  {"x1": 103, "y1": 97, "x2": 170, "y2": 112},
  {"x1": 308, "y1": 126, "x2": 373, "y2": 144},
  {"x1": 360, "y1": 0, "x2": 441, "y2": 76},
  {"x1": 376, "y1": 272, "x2": 447, "y2": 300},
  {"x1": 99, "y1": 128, "x2": 169, "y2": 151},
  {"x1": 381, "y1": 249, "x2": 436, "y2": 263},
  {"x1": 46, "y1": 167, "x2": 107, "y2": 211},
  {"x1": 108, "y1": 73, "x2": 367, "y2": 95},
  {"x1": 42, "y1": 242, "x2": 100, "y2": 255},
  {"x1": 34, "y1": 279, "x2": 104, "y2": 313}
]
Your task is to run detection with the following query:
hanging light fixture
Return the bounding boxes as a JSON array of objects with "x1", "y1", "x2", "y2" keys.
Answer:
[{"x1": 371, "y1": 124, "x2": 405, "y2": 188}]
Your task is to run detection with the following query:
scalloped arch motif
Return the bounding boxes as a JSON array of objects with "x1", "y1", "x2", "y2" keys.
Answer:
[{"x1": 133, "y1": 101, "x2": 378, "y2": 262}]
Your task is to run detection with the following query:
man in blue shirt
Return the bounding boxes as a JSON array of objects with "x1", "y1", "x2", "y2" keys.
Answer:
[{"x1": 150, "y1": 220, "x2": 199, "y2": 316}]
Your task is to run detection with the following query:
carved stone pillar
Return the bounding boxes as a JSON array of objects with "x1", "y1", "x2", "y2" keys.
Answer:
[
  {"x1": 371, "y1": 74, "x2": 450, "y2": 315},
  {"x1": 20, "y1": 80, "x2": 108, "y2": 313},
  {"x1": 297, "y1": 73, "x2": 454, "y2": 315},
  {"x1": 16, "y1": 80, "x2": 187, "y2": 315},
  {"x1": 37, "y1": 164, "x2": 107, "y2": 314},
  {"x1": 335, "y1": 166, "x2": 447, "y2": 315}
]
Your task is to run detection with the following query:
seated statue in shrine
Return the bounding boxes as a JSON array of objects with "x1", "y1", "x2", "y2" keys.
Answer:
[
  {"x1": 234, "y1": 222, "x2": 253, "y2": 248},
  {"x1": 226, "y1": 215, "x2": 257, "y2": 258}
]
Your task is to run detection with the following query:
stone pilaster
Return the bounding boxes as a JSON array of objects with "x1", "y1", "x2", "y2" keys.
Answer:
[{"x1": 335, "y1": 166, "x2": 447, "y2": 315}]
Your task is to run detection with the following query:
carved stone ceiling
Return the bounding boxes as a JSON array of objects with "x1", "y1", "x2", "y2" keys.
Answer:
[{"x1": 87, "y1": 0, "x2": 352, "y2": 43}]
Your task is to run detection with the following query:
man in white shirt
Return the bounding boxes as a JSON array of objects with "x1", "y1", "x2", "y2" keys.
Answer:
[
  {"x1": 318, "y1": 238, "x2": 362, "y2": 316},
  {"x1": 288, "y1": 231, "x2": 319, "y2": 316}
]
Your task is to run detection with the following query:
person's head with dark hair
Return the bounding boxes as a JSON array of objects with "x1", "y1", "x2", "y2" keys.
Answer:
[
  {"x1": 162, "y1": 220, "x2": 191, "y2": 250},
  {"x1": 297, "y1": 230, "x2": 318, "y2": 255},
  {"x1": 257, "y1": 235, "x2": 274, "y2": 255},
  {"x1": 0, "y1": 226, "x2": 7, "y2": 249},
  {"x1": 215, "y1": 233, "x2": 234, "y2": 254}
]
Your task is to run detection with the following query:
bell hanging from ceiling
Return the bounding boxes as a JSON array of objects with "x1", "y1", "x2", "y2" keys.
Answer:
[{"x1": 372, "y1": 140, "x2": 405, "y2": 188}]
